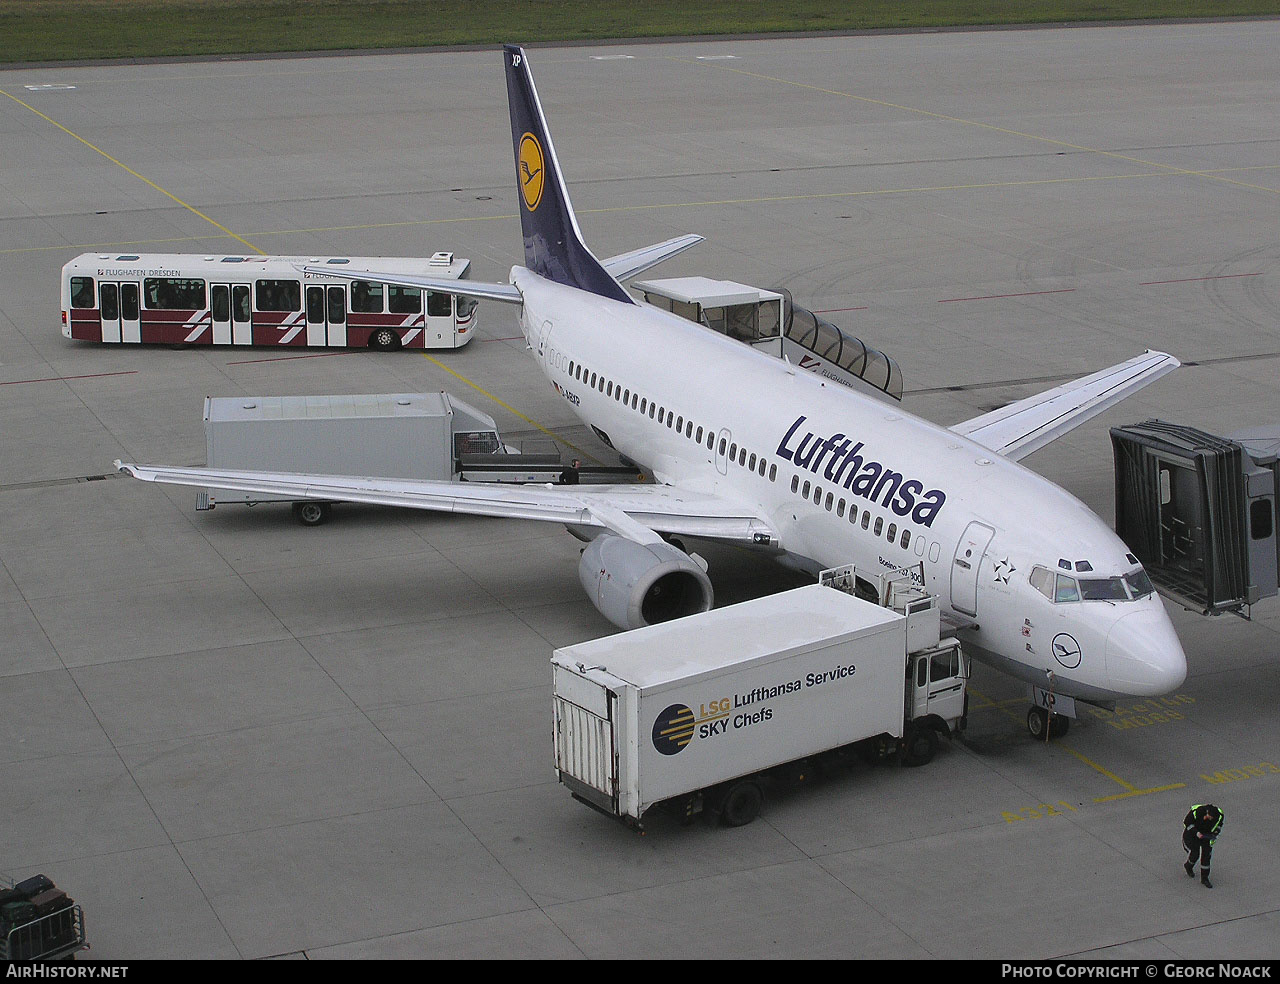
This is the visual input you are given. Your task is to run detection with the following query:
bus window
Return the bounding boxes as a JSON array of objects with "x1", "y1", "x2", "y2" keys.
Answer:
[
  {"x1": 100, "y1": 283, "x2": 119, "y2": 321},
  {"x1": 120, "y1": 284, "x2": 139, "y2": 321},
  {"x1": 145, "y1": 277, "x2": 205, "y2": 310},
  {"x1": 233, "y1": 285, "x2": 250, "y2": 321},
  {"x1": 388, "y1": 286, "x2": 422, "y2": 314},
  {"x1": 427, "y1": 291, "x2": 450, "y2": 317},
  {"x1": 351, "y1": 281, "x2": 383, "y2": 313},
  {"x1": 256, "y1": 279, "x2": 300, "y2": 311},
  {"x1": 327, "y1": 287, "x2": 345, "y2": 324},
  {"x1": 212, "y1": 286, "x2": 230, "y2": 322},
  {"x1": 70, "y1": 277, "x2": 95, "y2": 308},
  {"x1": 456, "y1": 296, "x2": 477, "y2": 320}
]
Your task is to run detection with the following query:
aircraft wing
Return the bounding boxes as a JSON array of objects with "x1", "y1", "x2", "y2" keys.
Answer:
[
  {"x1": 299, "y1": 265, "x2": 524, "y2": 304},
  {"x1": 601, "y1": 235, "x2": 704, "y2": 282},
  {"x1": 114, "y1": 462, "x2": 778, "y2": 546},
  {"x1": 949, "y1": 350, "x2": 1179, "y2": 461}
]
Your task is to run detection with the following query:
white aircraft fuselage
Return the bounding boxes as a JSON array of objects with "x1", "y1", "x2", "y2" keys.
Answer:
[{"x1": 515, "y1": 269, "x2": 1187, "y2": 705}]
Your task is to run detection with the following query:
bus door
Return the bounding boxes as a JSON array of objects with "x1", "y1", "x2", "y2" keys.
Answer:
[
  {"x1": 231, "y1": 285, "x2": 252, "y2": 344},
  {"x1": 306, "y1": 284, "x2": 348, "y2": 347},
  {"x1": 425, "y1": 289, "x2": 453, "y2": 347},
  {"x1": 99, "y1": 281, "x2": 141, "y2": 343},
  {"x1": 211, "y1": 284, "x2": 233, "y2": 344}
]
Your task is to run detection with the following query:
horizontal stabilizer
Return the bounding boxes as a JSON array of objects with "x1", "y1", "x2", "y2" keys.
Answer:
[
  {"x1": 602, "y1": 235, "x2": 705, "y2": 282},
  {"x1": 299, "y1": 265, "x2": 523, "y2": 304},
  {"x1": 951, "y1": 350, "x2": 1179, "y2": 460}
]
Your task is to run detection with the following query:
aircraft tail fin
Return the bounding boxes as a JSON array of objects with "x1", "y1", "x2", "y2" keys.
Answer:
[{"x1": 504, "y1": 44, "x2": 634, "y2": 304}]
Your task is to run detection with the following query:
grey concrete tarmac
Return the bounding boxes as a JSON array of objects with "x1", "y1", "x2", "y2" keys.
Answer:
[{"x1": 1, "y1": 21, "x2": 1278, "y2": 960}]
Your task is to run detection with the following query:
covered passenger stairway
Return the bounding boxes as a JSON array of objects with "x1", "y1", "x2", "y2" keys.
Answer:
[
  {"x1": 1111, "y1": 420, "x2": 1279, "y2": 615},
  {"x1": 633, "y1": 277, "x2": 902, "y2": 401}
]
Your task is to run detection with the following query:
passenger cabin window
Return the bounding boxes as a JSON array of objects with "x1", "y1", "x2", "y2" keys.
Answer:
[
  {"x1": 145, "y1": 277, "x2": 205, "y2": 310},
  {"x1": 256, "y1": 279, "x2": 301, "y2": 312},
  {"x1": 887, "y1": 522, "x2": 896, "y2": 542},
  {"x1": 70, "y1": 277, "x2": 95, "y2": 308}
]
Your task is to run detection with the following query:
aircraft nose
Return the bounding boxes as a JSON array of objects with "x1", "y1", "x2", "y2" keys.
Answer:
[{"x1": 1105, "y1": 608, "x2": 1187, "y2": 696}]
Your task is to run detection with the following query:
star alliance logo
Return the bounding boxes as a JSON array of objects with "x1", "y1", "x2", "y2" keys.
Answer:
[{"x1": 994, "y1": 558, "x2": 1016, "y2": 584}]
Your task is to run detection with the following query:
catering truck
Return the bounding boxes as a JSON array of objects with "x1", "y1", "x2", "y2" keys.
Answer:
[{"x1": 551, "y1": 567, "x2": 968, "y2": 828}]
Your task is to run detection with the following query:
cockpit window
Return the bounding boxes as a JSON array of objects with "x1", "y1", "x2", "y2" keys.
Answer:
[
  {"x1": 1078, "y1": 577, "x2": 1128, "y2": 601},
  {"x1": 1036, "y1": 564, "x2": 1156, "y2": 603},
  {"x1": 1124, "y1": 568, "x2": 1155, "y2": 599}
]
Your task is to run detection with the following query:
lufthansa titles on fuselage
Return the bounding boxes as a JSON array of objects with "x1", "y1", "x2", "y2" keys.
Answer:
[{"x1": 776, "y1": 415, "x2": 947, "y2": 527}]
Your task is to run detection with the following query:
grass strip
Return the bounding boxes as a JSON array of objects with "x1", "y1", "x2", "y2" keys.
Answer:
[{"x1": 2, "y1": 1, "x2": 1279, "y2": 64}]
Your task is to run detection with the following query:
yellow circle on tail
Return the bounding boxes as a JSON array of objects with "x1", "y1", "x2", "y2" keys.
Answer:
[{"x1": 518, "y1": 133, "x2": 545, "y2": 211}]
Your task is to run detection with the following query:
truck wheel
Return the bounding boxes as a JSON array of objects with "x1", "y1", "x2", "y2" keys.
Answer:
[
  {"x1": 369, "y1": 327, "x2": 401, "y2": 352},
  {"x1": 293, "y1": 501, "x2": 330, "y2": 526},
  {"x1": 902, "y1": 727, "x2": 938, "y2": 767},
  {"x1": 720, "y1": 780, "x2": 763, "y2": 827},
  {"x1": 1027, "y1": 706, "x2": 1048, "y2": 739}
]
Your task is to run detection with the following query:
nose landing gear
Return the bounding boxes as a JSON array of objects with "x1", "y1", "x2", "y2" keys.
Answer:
[{"x1": 1027, "y1": 705, "x2": 1070, "y2": 740}]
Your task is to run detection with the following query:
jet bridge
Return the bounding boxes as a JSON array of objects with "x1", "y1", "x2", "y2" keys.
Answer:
[
  {"x1": 1110, "y1": 420, "x2": 1279, "y2": 615},
  {"x1": 634, "y1": 277, "x2": 902, "y2": 401}
]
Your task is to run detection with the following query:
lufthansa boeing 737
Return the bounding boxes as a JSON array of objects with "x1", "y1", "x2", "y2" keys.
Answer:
[{"x1": 117, "y1": 45, "x2": 1187, "y2": 735}]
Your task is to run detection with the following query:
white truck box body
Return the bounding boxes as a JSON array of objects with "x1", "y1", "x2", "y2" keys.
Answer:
[
  {"x1": 552, "y1": 584, "x2": 908, "y2": 820},
  {"x1": 203, "y1": 392, "x2": 496, "y2": 504}
]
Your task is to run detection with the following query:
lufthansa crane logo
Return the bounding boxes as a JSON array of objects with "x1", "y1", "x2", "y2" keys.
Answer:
[
  {"x1": 1051, "y1": 632, "x2": 1082, "y2": 669},
  {"x1": 518, "y1": 132, "x2": 545, "y2": 211},
  {"x1": 652, "y1": 704, "x2": 696, "y2": 756}
]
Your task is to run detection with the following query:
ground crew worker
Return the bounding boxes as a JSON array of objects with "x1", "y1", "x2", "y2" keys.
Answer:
[{"x1": 1183, "y1": 803, "x2": 1224, "y2": 888}]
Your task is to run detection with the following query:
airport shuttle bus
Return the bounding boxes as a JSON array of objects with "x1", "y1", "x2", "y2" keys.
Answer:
[{"x1": 61, "y1": 251, "x2": 477, "y2": 350}]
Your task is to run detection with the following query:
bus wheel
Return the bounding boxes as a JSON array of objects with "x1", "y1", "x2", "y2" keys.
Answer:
[
  {"x1": 293, "y1": 502, "x2": 330, "y2": 527},
  {"x1": 901, "y1": 726, "x2": 938, "y2": 767},
  {"x1": 720, "y1": 780, "x2": 763, "y2": 827},
  {"x1": 369, "y1": 328, "x2": 401, "y2": 352}
]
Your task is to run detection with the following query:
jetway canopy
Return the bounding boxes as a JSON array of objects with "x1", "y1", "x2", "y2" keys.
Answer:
[
  {"x1": 1111, "y1": 420, "x2": 1279, "y2": 615},
  {"x1": 635, "y1": 277, "x2": 902, "y2": 400}
]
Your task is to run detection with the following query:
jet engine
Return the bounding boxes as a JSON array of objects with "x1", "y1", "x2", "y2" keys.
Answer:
[{"x1": 578, "y1": 534, "x2": 714, "y2": 630}]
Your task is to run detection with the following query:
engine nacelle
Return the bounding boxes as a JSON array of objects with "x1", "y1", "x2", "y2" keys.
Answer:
[{"x1": 578, "y1": 534, "x2": 714, "y2": 630}]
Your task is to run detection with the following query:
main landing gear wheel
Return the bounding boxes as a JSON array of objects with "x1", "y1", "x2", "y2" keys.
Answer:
[
  {"x1": 1027, "y1": 707, "x2": 1070, "y2": 740},
  {"x1": 369, "y1": 328, "x2": 401, "y2": 352}
]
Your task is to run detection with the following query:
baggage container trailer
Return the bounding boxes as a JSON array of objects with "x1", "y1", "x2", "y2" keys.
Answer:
[
  {"x1": 199, "y1": 391, "x2": 507, "y2": 525},
  {"x1": 551, "y1": 570, "x2": 967, "y2": 828}
]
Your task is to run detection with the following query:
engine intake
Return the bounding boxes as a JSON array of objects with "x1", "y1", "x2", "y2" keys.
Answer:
[{"x1": 579, "y1": 534, "x2": 713, "y2": 630}]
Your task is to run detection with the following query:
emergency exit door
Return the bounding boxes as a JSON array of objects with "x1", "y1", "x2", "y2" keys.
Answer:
[
  {"x1": 305, "y1": 285, "x2": 347, "y2": 347},
  {"x1": 951, "y1": 521, "x2": 995, "y2": 616}
]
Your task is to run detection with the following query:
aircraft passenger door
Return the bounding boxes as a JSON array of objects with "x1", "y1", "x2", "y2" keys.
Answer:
[
  {"x1": 950, "y1": 520, "x2": 995, "y2": 616},
  {"x1": 714, "y1": 427, "x2": 731, "y2": 475},
  {"x1": 99, "y1": 282, "x2": 121, "y2": 343},
  {"x1": 119, "y1": 282, "x2": 141, "y2": 343},
  {"x1": 231, "y1": 285, "x2": 252, "y2": 344},
  {"x1": 211, "y1": 284, "x2": 232, "y2": 345}
]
